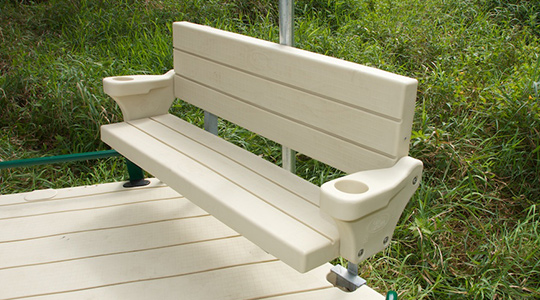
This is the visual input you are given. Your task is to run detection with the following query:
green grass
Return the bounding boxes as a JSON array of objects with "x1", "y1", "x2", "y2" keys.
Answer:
[{"x1": 1, "y1": 0, "x2": 539, "y2": 298}]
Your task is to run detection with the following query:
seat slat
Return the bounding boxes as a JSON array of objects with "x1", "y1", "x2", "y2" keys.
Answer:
[
  {"x1": 173, "y1": 50, "x2": 405, "y2": 157},
  {"x1": 101, "y1": 119, "x2": 339, "y2": 272},
  {"x1": 132, "y1": 117, "x2": 338, "y2": 241},
  {"x1": 153, "y1": 114, "x2": 321, "y2": 204}
]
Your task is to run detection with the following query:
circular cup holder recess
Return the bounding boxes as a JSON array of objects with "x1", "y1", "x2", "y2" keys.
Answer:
[{"x1": 334, "y1": 180, "x2": 369, "y2": 194}]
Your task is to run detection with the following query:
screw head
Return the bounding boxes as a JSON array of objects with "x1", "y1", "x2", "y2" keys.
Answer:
[
  {"x1": 357, "y1": 249, "x2": 364, "y2": 257},
  {"x1": 383, "y1": 236, "x2": 389, "y2": 245},
  {"x1": 412, "y1": 176, "x2": 418, "y2": 185}
]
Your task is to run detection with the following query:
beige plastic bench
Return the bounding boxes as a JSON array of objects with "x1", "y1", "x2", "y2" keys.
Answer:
[{"x1": 101, "y1": 22, "x2": 422, "y2": 278}]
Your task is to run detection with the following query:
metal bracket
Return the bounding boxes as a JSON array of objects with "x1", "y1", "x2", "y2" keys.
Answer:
[
  {"x1": 329, "y1": 262, "x2": 366, "y2": 292},
  {"x1": 204, "y1": 111, "x2": 218, "y2": 136}
]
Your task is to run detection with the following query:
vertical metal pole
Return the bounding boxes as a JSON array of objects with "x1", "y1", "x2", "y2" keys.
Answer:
[
  {"x1": 279, "y1": 0, "x2": 296, "y2": 173},
  {"x1": 279, "y1": 0, "x2": 294, "y2": 46},
  {"x1": 204, "y1": 111, "x2": 219, "y2": 135}
]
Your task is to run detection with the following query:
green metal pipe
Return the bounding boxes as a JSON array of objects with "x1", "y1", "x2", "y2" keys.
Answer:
[
  {"x1": 0, "y1": 150, "x2": 121, "y2": 169},
  {"x1": 386, "y1": 291, "x2": 398, "y2": 300}
]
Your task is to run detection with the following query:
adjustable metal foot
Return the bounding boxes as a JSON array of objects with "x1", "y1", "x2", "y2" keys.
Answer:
[{"x1": 329, "y1": 261, "x2": 366, "y2": 292}]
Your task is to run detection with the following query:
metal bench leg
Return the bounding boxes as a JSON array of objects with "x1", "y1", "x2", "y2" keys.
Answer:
[{"x1": 123, "y1": 158, "x2": 150, "y2": 188}]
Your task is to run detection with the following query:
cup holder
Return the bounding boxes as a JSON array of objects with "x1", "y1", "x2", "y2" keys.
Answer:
[{"x1": 334, "y1": 179, "x2": 369, "y2": 194}]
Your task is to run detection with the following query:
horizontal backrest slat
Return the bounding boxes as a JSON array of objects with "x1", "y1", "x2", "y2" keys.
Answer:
[
  {"x1": 172, "y1": 22, "x2": 417, "y2": 173},
  {"x1": 174, "y1": 77, "x2": 394, "y2": 173},
  {"x1": 174, "y1": 50, "x2": 403, "y2": 157}
]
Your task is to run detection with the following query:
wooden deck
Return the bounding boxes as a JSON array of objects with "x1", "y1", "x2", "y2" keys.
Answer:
[{"x1": 0, "y1": 179, "x2": 384, "y2": 299}]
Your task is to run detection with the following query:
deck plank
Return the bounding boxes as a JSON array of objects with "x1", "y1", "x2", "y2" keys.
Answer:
[
  {"x1": 1, "y1": 237, "x2": 275, "y2": 299},
  {"x1": 0, "y1": 179, "x2": 167, "y2": 206},
  {"x1": 0, "y1": 184, "x2": 181, "y2": 219},
  {"x1": 0, "y1": 217, "x2": 237, "y2": 270},
  {"x1": 0, "y1": 179, "x2": 383, "y2": 299},
  {"x1": 0, "y1": 198, "x2": 207, "y2": 243},
  {"x1": 9, "y1": 262, "x2": 333, "y2": 300}
]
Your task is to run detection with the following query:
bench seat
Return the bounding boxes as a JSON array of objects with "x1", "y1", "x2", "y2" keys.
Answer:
[
  {"x1": 102, "y1": 113, "x2": 340, "y2": 272},
  {"x1": 101, "y1": 22, "x2": 423, "y2": 276}
]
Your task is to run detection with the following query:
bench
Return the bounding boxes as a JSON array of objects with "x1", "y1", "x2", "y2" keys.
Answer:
[{"x1": 101, "y1": 22, "x2": 423, "y2": 274}]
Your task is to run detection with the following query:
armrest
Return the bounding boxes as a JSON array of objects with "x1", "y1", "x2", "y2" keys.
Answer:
[
  {"x1": 103, "y1": 70, "x2": 175, "y2": 121},
  {"x1": 320, "y1": 156, "x2": 423, "y2": 263}
]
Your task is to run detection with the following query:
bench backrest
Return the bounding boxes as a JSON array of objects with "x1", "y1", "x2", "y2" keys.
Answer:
[{"x1": 172, "y1": 22, "x2": 417, "y2": 174}]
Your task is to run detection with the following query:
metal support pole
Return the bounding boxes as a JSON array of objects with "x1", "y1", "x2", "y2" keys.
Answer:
[
  {"x1": 204, "y1": 111, "x2": 219, "y2": 136},
  {"x1": 279, "y1": 0, "x2": 296, "y2": 173},
  {"x1": 279, "y1": 0, "x2": 294, "y2": 46}
]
